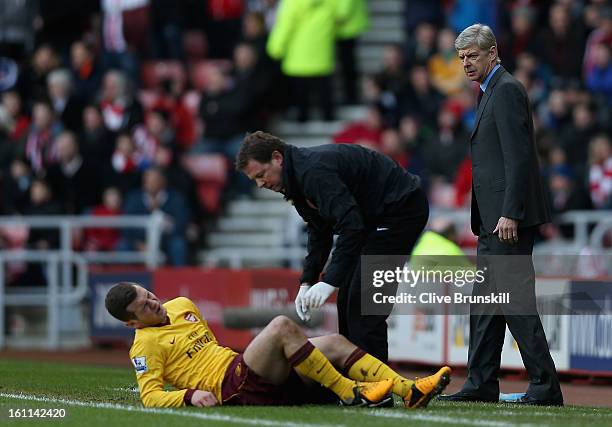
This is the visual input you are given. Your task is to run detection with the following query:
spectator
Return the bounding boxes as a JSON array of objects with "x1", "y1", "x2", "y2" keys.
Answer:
[
  {"x1": 557, "y1": 101, "x2": 600, "y2": 180},
  {"x1": 513, "y1": 52, "x2": 548, "y2": 107},
  {"x1": 546, "y1": 164, "x2": 592, "y2": 238},
  {"x1": 45, "y1": 131, "x2": 101, "y2": 214},
  {"x1": 152, "y1": 145, "x2": 208, "y2": 247},
  {"x1": 150, "y1": 79, "x2": 196, "y2": 151},
  {"x1": 241, "y1": 11, "x2": 269, "y2": 63},
  {"x1": 69, "y1": 40, "x2": 102, "y2": 105},
  {"x1": 132, "y1": 108, "x2": 175, "y2": 168},
  {"x1": 380, "y1": 128, "x2": 408, "y2": 169},
  {"x1": 404, "y1": 22, "x2": 437, "y2": 68},
  {"x1": 205, "y1": 0, "x2": 245, "y2": 59},
  {"x1": 534, "y1": 2, "x2": 585, "y2": 82},
  {"x1": 583, "y1": 5, "x2": 612, "y2": 79},
  {"x1": 375, "y1": 44, "x2": 410, "y2": 102},
  {"x1": 336, "y1": 0, "x2": 369, "y2": 105},
  {"x1": 194, "y1": 66, "x2": 250, "y2": 160},
  {"x1": 232, "y1": 43, "x2": 270, "y2": 130},
  {"x1": 241, "y1": 10, "x2": 285, "y2": 112},
  {"x1": 17, "y1": 44, "x2": 60, "y2": 102},
  {"x1": 98, "y1": 70, "x2": 143, "y2": 133},
  {"x1": 427, "y1": 28, "x2": 466, "y2": 96},
  {"x1": 19, "y1": 99, "x2": 63, "y2": 174},
  {"x1": 266, "y1": 0, "x2": 338, "y2": 122},
  {"x1": 46, "y1": 68, "x2": 84, "y2": 132},
  {"x1": 497, "y1": 5, "x2": 537, "y2": 72},
  {"x1": 586, "y1": 42, "x2": 612, "y2": 106},
  {"x1": 24, "y1": 178, "x2": 62, "y2": 249},
  {"x1": 108, "y1": 132, "x2": 144, "y2": 194},
  {"x1": 332, "y1": 103, "x2": 384, "y2": 150},
  {"x1": 19, "y1": 178, "x2": 62, "y2": 287},
  {"x1": 398, "y1": 113, "x2": 429, "y2": 183},
  {"x1": 361, "y1": 74, "x2": 398, "y2": 126},
  {"x1": 538, "y1": 88, "x2": 571, "y2": 133},
  {"x1": 588, "y1": 133, "x2": 612, "y2": 209},
  {"x1": 401, "y1": 65, "x2": 445, "y2": 130},
  {"x1": 0, "y1": 91, "x2": 30, "y2": 169},
  {"x1": 83, "y1": 187, "x2": 123, "y2": 252},
  {"x1": 3, "y1": 158, "x2": 32, "y2": 215},
  {"x1": 122, "y1": 167, "x2": 190, "y2": 265},
  {"x1": 422, "y1": 102, "x2": 469, "y2": 183},
  {"x1": 100, "y1": 0, "x2": 149, "y2": 82},
  {"x1": 149, "y1": 0, "x2": 184, "y2": 60},
  {"x1": 80, "y1": 104, "x2": 114, "y2": 164}
]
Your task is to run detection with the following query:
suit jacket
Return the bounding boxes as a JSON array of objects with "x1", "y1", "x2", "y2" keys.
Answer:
[{"x1": 470, "y1": 66, "x2": 550, "y2": 236}]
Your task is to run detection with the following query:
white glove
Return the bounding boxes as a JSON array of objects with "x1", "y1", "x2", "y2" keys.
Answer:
[
  {"x1": 304, "y1": 281, "x2": 336, "y2": 309},
  {"x1": 295, "y1": 284, "x2": 311, "y2": 322}
]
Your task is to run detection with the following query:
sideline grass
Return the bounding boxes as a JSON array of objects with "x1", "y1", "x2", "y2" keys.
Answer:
[{"x1": 1, "y1": 359, "x2": 611, "y2": 427}]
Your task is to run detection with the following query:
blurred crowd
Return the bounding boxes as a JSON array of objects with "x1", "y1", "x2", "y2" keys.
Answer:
[{"x1": 0, "y1": 0, "x2": 611, "y2": 272}]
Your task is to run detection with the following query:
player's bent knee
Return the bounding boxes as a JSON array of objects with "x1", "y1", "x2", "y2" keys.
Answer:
[{"x1": 267, "y1": 315, "x2": 298, "y2": 336}]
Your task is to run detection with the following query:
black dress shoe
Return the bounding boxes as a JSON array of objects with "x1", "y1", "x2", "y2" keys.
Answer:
[
  {"x1": 510, "y1": 395, "x2": 563, "y2": 406},
  {"x1": 437, "y1": 391, "x2": 498, "y2": 403}
]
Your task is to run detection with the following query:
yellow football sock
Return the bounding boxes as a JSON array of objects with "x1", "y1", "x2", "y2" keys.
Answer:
[
  {"x1": 347, "y1": 352, "x2": 414, "y2": 398},
  {"x1": 293, "y1": 347, "x2": 356, "y2": 402}
]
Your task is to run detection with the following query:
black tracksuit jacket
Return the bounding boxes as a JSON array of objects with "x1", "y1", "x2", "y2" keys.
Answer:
[{"x1": 281, "y1": 144, "x2": 421, "y2": 288}]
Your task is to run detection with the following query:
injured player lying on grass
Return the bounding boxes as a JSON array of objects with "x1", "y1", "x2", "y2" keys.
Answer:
[{"x1": 105, "y1": 282, "x2": 451, "y2": 408}]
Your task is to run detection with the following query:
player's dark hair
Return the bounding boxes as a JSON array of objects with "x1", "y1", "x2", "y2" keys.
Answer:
[
  {"x1": 235, "y1": 131, "x2": 286, "y2": 171},
  {"x1": 105, "y1": 282, "x2": 138, "y2": 321}
]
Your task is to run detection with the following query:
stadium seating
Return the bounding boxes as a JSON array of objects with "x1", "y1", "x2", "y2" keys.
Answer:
[{"x1": 181, "y1": 153, "x2": 228, "y2": 214}]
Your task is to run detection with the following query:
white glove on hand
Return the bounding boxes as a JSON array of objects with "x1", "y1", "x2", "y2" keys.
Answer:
[
  {"x1": 304, "y1": 281, "x2": 336, "y2": 309},
  {"x1": 295, "y1": 284, "x2": 311, "y2": 322}
]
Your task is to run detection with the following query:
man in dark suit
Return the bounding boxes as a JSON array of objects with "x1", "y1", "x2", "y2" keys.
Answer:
[{"x1": 438, "y1": 24, "x2": 563, "y2": 406}]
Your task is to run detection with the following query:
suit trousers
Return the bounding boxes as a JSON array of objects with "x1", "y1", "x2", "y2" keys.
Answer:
[
  {"x1": 336, "y1": 188, "x2": 428, "y2": 362},
  {"x1": 464, "y1": 226, "x2": 563, "y2": 401}
]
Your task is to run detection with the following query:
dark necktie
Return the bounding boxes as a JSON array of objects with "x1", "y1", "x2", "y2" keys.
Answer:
[{"x1": 477, "y1": 89, "x2": 484, "y2": 106}]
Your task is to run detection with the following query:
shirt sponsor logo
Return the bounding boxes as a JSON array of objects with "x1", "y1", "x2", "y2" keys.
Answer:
[
  {"x1": 185, "y1": 333, "x2": 214, "y2": 359},
  {"x1": 184, "y1": 313, "x2": 198, "y2": 322},
  {"x1": 132, "y1": 356, "x2": 147, "y2": 374}
]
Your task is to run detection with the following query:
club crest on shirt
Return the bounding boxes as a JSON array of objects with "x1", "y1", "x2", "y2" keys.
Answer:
[
  {"x1": 132, "y1": 356, "x2": 147, "y2": 374},
  {"x1": 184, "y1": 312, "x2": 198, "y2": 322}
]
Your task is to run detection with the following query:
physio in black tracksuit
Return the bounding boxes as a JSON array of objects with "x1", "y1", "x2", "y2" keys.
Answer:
[
  {"x1": 237, "y1": 132, "x2": 428, "y2": 362},
  {"x1": 438, "y1": 24, "x2": 563, "y2": 406}
]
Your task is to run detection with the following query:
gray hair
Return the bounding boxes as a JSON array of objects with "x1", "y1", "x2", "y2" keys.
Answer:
[
  {"x1": 455, "y1": 23, "x2": 501, "y2": 64},
  {"x1": 47, "y1": 68, "x2": 73, "y2": 91}
]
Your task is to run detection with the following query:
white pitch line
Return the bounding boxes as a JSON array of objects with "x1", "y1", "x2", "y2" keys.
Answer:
[
  {"x1": 360, "y1": 408, "x2": 547, "y2": 427},
  {"x1": 0, "y1": 392, "x2": 341, "y2": 427}
]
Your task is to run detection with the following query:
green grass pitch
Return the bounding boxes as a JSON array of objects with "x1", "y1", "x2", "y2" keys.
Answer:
[{"x1": 1, "y1": 359, "x2": 611, "y2": 427}]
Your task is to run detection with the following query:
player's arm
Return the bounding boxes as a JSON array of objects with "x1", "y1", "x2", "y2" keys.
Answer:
[{"x1": 131, "y1": 337, "x2": 194, "y2": 408}]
